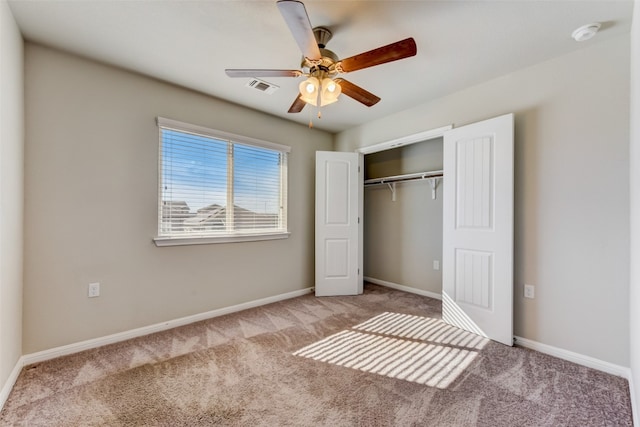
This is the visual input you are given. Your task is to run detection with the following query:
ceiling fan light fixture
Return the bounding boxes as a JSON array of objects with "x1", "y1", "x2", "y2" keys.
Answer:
[
  {"x1": 299, "y1": 77, "x2": 320, "y2": 105},
  {"x1": 298, "y1": 76, "x2": 341, "y2": 107},
  {"x1": 320, "y1": 78, "x2": 341, "y2": 106},
  {"x1": 324, "y1": 79, "x2": 338, "y2": 93},
  {"x1": 303, "y1": 77, "x2": 319, "y2": 94}
]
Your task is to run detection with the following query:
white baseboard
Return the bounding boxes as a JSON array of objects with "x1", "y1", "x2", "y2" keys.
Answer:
[
  {"x1": 22, "y1": 287, "x2": 313, "y2": 366},
  {"x1": 514, "y1": 336, "x2": 630, "y2": 378},
  {"x1": 0, "y1": 356, "x2": 26, "y2": 412},
  {"x1": 364, "y1": 276, "x2": 442, "y2": 301}
]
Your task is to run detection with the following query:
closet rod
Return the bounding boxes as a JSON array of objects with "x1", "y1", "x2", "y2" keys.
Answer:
[
  {"x1": 363, "y1": 170, "x2": 443, "y2": 186},
  {"x1": 364, "y1": 170, "x2": 443, "y2": 201}
]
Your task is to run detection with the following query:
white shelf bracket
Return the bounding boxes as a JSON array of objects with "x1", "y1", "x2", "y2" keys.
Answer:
[
  {"x1": 386, "y1": 182, "x2": 397, "y2": 202},
  {"x1": 429, "y1": 177, "x2": 441, "y2": 200}
]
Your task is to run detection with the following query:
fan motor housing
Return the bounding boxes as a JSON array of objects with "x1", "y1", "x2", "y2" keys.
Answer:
[{"x1": 302, "y1": 49, "x2": 338, "y2": 70}]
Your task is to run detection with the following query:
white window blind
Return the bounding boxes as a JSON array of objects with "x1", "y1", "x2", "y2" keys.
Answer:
[{"x1": 156, "y1": 118, "x2": 289, "y2": 244}]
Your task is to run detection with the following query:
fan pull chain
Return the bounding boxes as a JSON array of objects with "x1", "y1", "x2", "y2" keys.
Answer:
[
  {"x1": 315, "y1": 89, "x2": 322, "y2": 121},
  {"x1": 307, "y1": 106, "x2": 323, "y2": 129}
]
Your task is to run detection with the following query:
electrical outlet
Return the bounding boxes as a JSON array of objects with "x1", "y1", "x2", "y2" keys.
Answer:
[
  {"x1": 524, "y1": 284, "x2": 535, "y2": 299},
  {"x1": 88, "y1": 282, "x2": 100, "y2": 298},
  {"x1": 433, "y1": 260, "x2": 440, "y2": 270}
]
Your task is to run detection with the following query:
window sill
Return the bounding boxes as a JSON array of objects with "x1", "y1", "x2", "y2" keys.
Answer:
[{"x1": 153, "y1": 231, "x2": 291, "y2": 247}]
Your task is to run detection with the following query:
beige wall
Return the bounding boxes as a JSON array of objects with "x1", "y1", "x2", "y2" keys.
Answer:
[
  {"x1": 0, "y1": 1, "x2": 24, "y2": 390},
  {"x1": 337, "y1": 36, "x2": 631, "y2": 366},
  {"x1": 629, "y1": 0, "x2": 639, "y2": 419},
  {"x1": 23, "y1": 44, "x2": 332, "y2": 353},
  {"x1": 364, "y1": 139, "x2": 443, "y2": 295}
]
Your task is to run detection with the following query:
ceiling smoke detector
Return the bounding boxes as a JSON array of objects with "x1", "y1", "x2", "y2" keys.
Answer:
[{"x1": 572, "y1": 23, "x2": 601, "y2": 42}]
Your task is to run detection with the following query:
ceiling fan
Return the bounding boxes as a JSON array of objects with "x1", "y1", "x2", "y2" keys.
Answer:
[{"x1": 225, "y1": 0, "x2": 417, "y2": 115}]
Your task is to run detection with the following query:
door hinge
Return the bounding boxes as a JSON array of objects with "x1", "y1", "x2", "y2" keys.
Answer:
[
  {"x1": 358, "y1": 166, "x2": 361, "y2": 173},
  {"x1": 358, "y1": 268, "x2": 360, "y2": 275},
  {"x1": 357, "y1": 217, "x2": 360, "y2": 224}
]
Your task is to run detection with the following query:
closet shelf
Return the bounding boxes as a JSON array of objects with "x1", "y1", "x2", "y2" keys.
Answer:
[{"x1": 364, "y1": 170, "x2": 443, "y2": 201}]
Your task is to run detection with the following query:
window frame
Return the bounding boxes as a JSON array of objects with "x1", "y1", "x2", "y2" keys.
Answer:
[{"x1": 154, "y1": 117, "x2": 291, "y2": 247}]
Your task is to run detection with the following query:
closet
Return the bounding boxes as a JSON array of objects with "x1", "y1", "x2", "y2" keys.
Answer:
[
  {"x1": 362, "y1": 137, "x2": 444, "y2": 300},
  {"x1": 316, "y1": 114, "x2": 514, "y2": 345}
]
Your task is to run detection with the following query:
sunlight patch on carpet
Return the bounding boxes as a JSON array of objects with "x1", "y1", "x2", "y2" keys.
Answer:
[
  {"x1": 354, "y1": 312, "x2": 488, "y2": 350},
  {"x1": 293, "y1": 312, "x2": 488, "y2": 389}
]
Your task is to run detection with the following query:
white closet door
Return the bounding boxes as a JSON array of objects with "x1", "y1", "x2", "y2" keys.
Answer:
[
  {"x1": 315, "y1": 151, "x2": 362, "y2": 296},
  {"x1": 442, "y1": 114, "x2": 514, "y2": 346}
]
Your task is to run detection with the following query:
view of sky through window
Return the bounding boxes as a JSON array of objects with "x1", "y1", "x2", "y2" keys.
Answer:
[
  {"x1": 161, "y1": 129, "x2": 281, "y2": 215},
  {"x1": 233, "y1": 143, "x2": 281, "y2": 215}
]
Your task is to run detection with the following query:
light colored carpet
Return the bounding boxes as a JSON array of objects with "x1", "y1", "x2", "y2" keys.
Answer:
[{"x1": 0, "y1": 284, "x2": 633, "y2": 426}]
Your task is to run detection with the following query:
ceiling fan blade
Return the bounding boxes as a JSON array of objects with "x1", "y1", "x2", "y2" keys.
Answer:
[
  {"x1": 334, "y1": 78, "x2": 380, "y2": 107},
  {"x1": 225, "y1": 69, "x2": 302, "y2": 78},
  {"x1": 288, "y1": 95, "x2": 307, "y2": 113},
  {"x1": 336, "y1": 38, "x2": 417, "y2": 73},
  {"x1": 277, "y1": 0, "x2": 322, "y2": 61}
]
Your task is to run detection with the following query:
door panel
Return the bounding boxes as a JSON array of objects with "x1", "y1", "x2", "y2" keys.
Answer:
[
  {"x1": 325, "y1": 161, "x2": 350, "y2": 224},
  {"x1": 455, "y1": 249, "x2": 492, "y2": 309},
  {"x1": 325, "y1": 239, "x2": 349, "y2": 277},
  {"x1": 316, "y1": 151, "x2": 361, "y2": 296},
  {"x1": 456, "y1": 136, "x2": 494, "y2": 229},
  {"x1": 443, "y1": 114, "x2": 514, "y2": 346}
]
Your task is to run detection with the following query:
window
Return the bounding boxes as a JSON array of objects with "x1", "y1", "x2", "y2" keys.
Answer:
[{"x1": 155, "y1": 117, "x2": 290, "y2": 246}]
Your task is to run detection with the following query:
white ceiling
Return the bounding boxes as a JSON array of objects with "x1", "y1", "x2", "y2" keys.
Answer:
[{"x1": 8, "y1": 0, "x2": 634, "y2": 133}]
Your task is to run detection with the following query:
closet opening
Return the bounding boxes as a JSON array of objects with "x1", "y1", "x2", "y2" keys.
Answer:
[{"x1": 361, "y1": 135, "x2": 445, "y2": 301}]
